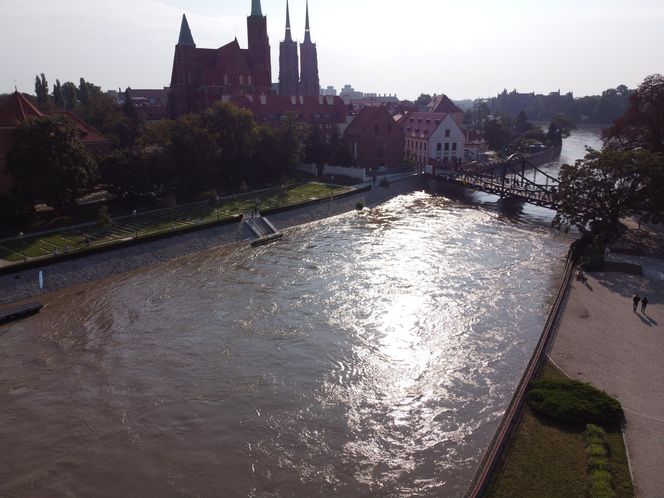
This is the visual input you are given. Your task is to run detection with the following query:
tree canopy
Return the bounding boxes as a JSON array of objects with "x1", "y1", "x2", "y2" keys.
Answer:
[
  {"x1": 554, "y1": 148, "x2": 664, "y2": 233},
  {"x1": 7, "y1": 115, "x2": 96, "y2": 212},
  {"x1": 602, "y1": 74, "x2": 664, "y2": 153}
]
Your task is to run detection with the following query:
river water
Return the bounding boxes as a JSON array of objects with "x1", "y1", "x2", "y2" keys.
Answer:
[{"x1": 0, "y1": 130, "x2": 602, "y2": 497}]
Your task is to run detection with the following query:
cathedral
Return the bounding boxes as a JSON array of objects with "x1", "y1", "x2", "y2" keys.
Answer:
[{"x1": 168, "y1": 0, "x2": 321, "y2": 119}]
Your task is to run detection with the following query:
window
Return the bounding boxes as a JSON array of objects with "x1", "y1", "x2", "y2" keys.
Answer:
[
  {"x1": 445, "y1": 129, "x2": 451, "y2": 137},
  {"x1": 436, "y1": 143, "x2": 442, "y2": 152},
  {"x1": 378, "y1": 143, "x2": 384, "y2": 160},
  {"x1": 452, "y1": 143, "x2": 457, "y2": 151},
  {"x1": 444, "y1": 143, "x2": 450, "y2": 151}
]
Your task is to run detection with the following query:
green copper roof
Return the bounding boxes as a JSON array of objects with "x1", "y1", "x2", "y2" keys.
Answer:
[
  {"x1": 251, "y1": 0, "x2": 263, "y2": 17},
  {"x1": 178, "y1": 14, "x2": 195, "y2": 46}
]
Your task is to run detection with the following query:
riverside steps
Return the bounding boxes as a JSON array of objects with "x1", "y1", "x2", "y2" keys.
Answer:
[{"x1": 243, "y1": 214, "x2": 283, "y2": 246}]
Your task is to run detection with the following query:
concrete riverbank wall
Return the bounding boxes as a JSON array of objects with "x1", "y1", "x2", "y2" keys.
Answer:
[{"x1": 0, "y1": 176, "x2": 424, "y2": 306}]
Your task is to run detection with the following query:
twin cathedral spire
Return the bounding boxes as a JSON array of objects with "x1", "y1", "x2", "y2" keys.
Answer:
[{"x1": 279, "y1": 1, "x2": 320, "y2": 97}]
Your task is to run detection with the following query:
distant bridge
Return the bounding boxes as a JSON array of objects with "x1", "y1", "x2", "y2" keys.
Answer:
[{"x1": 428, "y1": 154, "x2": 560, "y2": 209}]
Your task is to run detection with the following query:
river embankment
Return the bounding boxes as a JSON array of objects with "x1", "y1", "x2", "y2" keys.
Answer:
[{"x1": 0, "y1": 176, "x2": 424, "y2": 306}]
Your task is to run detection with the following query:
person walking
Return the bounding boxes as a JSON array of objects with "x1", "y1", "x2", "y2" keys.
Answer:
[
  {"x1": 633, "y1": 294, "x2": 641, "y2": 312},
  {"x1": 641, "y1": 297, "x2": 649, "y2": 313}
]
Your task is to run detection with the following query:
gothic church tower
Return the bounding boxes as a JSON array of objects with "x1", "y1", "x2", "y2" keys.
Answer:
[
  {"x1": 299, "y1": 1, "x2": 320, "y2": 97},
  {"x1": 247, "y1": 0, "x2": 272, "y2": 90},
  {"x1": 279, "y1": 1, "x2": 299, "y2": 96}
]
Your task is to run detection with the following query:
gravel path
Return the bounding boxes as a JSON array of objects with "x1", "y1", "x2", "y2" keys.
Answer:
[
  {"x1": 0, "y1": 178, "x2": 423, "y2": 306},
  {"x1": 550, "y1": 255, "x2": 664, "y2": 498}
]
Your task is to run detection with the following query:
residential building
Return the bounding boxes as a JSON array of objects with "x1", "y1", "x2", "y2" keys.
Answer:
[
  {"x1": 228, "y1": 94, "x2": 347, "y2": 139},
  {"x1": 400, "y1": 111, "x2": 465, "y2": 168},
  {"x1": 343, "y1": 105, "x2": 404, "y2": 169}
]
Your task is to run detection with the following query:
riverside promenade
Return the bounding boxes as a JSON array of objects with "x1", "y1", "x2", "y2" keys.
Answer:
[
  {"x1": 0, "y1": 176, "x2": 423, "y2": 306},
  {"x1": 550, "y1": 249, "x2": 664, "y2": 497}
]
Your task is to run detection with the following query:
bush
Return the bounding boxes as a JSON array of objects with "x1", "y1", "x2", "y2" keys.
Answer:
[
  {"x1": 97, "y1": 205, "x2": 112, "y2": 228},
  {"x1": 355, "y1": 201, "x2": 364, "y2": 210},
  {"x1": 379, "y1": 177, "x2": 390, "y2": 187},
  {"x1": 527, "y1": 379, "x2": 624, "y2": 425},
  {"x1": 583, "y1": 424, "x2": 615, "y2": 498}
]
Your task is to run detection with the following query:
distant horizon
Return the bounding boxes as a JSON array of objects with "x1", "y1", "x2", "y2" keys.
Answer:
[{"x1": 1, "y1": 0, "x2": 662, "y2": 101}]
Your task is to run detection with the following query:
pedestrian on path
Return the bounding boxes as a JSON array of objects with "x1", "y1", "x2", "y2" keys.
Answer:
[
  {"x1": 633, "y1": 294, "x2": 641, "y2": 312},
  {"x1": 641, "y1": 297, "x2": 649, "y2": 313}
]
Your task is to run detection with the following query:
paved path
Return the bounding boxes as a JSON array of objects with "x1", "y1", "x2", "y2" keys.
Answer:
[{"x1": 550, "y1": 255, "x2": 664, "y2": 498}]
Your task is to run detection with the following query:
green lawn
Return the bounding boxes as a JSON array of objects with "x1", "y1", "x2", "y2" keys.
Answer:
[
  {"x1": 484, "y1": 362, "x2": 633, "y2": 498},
  {"x1": 0, "y1": 182, "x2": 352, "y2": 263}
]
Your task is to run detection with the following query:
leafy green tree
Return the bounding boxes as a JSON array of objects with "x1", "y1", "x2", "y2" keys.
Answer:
[
  {"x1": 34, "y1": 73, "x2": 49, "y2": 106},
  {"x1": 99, "y1": 146, "x2": 172, "y2": 199},
  {"x1": 515, "y1": 110, "x2": 531, "y2": 133},
  {"x1": 7, "y1": 115, "x2": 96, "y2": 213},
  {"x1": 62, "y1": 81, "x2": 77, "y2": 110},
  {"x1": 53, "y1": 80, "x2": 64, "y2": 107},
  {"x1": 554, "y1": 148, "x2": 664, "y2": 234},
  {"x1": 415, "y1": 93, "x2": 432, "y2": 107},
  {"x1": 170, "y1": 113, "x2": 221, "y2": 191},
  {"x1": 200, "y1": 102, "x2": 257, "y2": 184},
  {"x1": 484, "y1": 119, "x2": 512, "y2": 151},
  {"x1": 78, "y1": 78, "x2": 90, "y2": 106},
  {"x1": 603, "y1": 74, "x2": 664, "y2": 153}
]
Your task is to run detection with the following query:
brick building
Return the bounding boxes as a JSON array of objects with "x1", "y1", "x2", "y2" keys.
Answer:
[
  {"x1": 167, "y1": 1, "x2": 273, "y2": 119},
  {"x1": 343, "y1": 105, "x2": 404, "y2": 169}
]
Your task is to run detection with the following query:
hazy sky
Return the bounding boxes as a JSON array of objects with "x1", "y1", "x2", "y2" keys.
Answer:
[{"x1": 1, "y1": 0, "x2": 662, "y2": 100}]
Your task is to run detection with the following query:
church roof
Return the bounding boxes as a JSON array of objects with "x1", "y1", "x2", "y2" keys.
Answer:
[
  {"x1": 430, "y1": 94, "x2": 462, "y2": 114},
  {"x1": 178, "y1": 14, "x2": 196, "y2": 46},
  {"x1": 0, "y1": 92, "x2": 43, "y2": 127},
  {"x1": 303, "y1": 0, "x2": 312, "y2": 43}
]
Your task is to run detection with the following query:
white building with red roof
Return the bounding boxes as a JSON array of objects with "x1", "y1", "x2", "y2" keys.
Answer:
[{"x1": 399, "y1": 111, "x2": 465, "y2": 168}]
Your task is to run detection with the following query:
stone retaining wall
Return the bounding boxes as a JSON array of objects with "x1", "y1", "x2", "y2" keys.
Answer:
[{"x1": 0, "y1": 177, "x2": 424, "y2": 305}]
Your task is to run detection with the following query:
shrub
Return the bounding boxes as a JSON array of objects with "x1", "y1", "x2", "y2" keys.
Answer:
[
  {"x1": 97, "y1": 205, "x2": 112, "y2": 228},
  {"x1": 379, "y1": 177, "x2": 390, "y2": 187},
  {"x1": 583, "y1": 424, "x2": 615, "y2": 498},
  {"x1": 355, "y1": 201, "x2": 364, "y2": 210},
  {"x1": 527, "y1": 379, "x2": 624, "y2": 425}
]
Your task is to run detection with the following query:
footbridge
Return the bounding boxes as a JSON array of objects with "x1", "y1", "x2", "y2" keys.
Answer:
[{"x1": 429, "y1": 154, "x2": 560, "y2": 209}]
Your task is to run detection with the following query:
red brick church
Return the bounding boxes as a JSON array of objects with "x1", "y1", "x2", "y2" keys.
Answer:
[{"x1": 168, "y1": 0, "x2": 322, "y2": 120}]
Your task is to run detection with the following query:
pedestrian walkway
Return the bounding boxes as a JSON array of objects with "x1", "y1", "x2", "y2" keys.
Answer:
[{"x1": 550, "y1": 255, "x2": 664, "y2": 498}]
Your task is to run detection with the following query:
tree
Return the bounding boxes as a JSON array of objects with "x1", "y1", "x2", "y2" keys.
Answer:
[
  {"x1": 170, "y1": 113, "x2": 221, "y2": 191},
  {"x1": 553, "y1": 148, "x2": 664, "y2": 234},
  {"x1": 551, "y1": 113, "x2": 576, "y2": 138},
  {"x1": 515, "y1": 110, "x2": 531, "y2": 133},
  {"x1": 415, "y1": 93, "x2": 432, "y2": 107},
  {"x1": 7, "y1": 115, "x2": 96, "y2": 213},
  {"x1": 78, "y1": 78, "x2": 90, "y2": 106},
  {"x1": 603, "y1": 74, "x2": 664, "y2": 153},
  {"x1": 53, "y1": 80, "x2": 64, "y2": 107},
  {"x1": 62, "y1": 81, "x2": 77, "y2": 110},
  {"x1": 484, "y1": 119, "x2": 512, "y2": 151},
  {"x1": 200, "y1": 102, "x2": 257, "y2": 185},
  {"x1": 34, "y1": 73, "x2": 49, "y2": 106}
]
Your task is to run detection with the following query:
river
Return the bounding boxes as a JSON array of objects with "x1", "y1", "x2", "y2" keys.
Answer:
[{"x1": 0, "y1": 129, "x2": 603, "y2": 497}]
